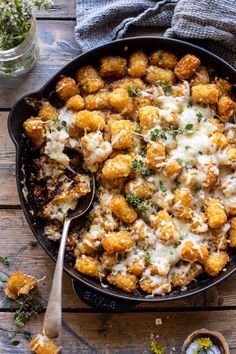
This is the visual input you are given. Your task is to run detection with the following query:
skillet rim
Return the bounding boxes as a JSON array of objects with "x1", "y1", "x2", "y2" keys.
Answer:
[{"x1": 8, "y1": 36, "x2": 236, "y2": 303}]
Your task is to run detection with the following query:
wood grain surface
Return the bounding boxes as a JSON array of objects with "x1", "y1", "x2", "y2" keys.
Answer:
[{"x1": 0, "y1": 0, "x2": 235, "y2": 353}]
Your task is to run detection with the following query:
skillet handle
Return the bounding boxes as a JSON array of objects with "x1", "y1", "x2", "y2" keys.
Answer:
[
  {"x1": 43, "y1": 218, "x2": 71, "y2": 338},
  {"x1": 72, "y1": 280, "x2": 139, "y2": 313}
]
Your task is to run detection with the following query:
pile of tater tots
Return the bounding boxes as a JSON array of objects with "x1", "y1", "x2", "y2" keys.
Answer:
[{"x1": 23, "y1": 48, "x2": 236, "y2": 295}]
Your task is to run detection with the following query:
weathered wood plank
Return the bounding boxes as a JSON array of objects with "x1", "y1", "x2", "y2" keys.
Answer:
[
  {"x1": 0, "y1": 112, "x2": 18, "y2": 206},
  {"x1": 1, "y1": 209, "x2": 236, "y2": 311},
  {"x1": 0, "y1": 311, "x2": 235, "y2": 353},
  {"x1": 35, "y1": 0, "x2": 75, "y2": 19},
  {"x1": 0, "y1": 20, "x2": 79, "y2": 109}
]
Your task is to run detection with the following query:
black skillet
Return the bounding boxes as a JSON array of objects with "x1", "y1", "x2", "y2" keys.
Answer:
[{"x1": 8, "y1": 37, "x2": 236, "y2": 311}]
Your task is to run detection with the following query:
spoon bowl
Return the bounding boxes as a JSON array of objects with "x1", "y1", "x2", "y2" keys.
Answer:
[{"x1": 43, "y1": 172, "x2": 95, "y2": 338}]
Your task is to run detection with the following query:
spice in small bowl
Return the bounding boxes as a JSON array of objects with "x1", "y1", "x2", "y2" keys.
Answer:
[{"x1": 182, "y1": 328, "x2": 229, "y2": 354}]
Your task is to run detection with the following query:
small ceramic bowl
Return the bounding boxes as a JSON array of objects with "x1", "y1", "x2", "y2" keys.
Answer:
[{"x1": 182, "y1": 328, "x2": 230, "y2": 354}]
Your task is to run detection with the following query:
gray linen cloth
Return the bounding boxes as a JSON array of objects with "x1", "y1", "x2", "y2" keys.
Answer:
[{"x1": 75, "y1": 0, "x2": 236, "y2": 68}]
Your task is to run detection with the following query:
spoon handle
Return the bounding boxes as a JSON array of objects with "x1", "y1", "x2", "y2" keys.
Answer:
[{"x1": 43, "y1": 217, "x2": 71, "y2": 338}]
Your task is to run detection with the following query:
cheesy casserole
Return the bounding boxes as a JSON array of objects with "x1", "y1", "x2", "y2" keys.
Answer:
[{"x1": 23, "y1": 49, "x2": 236, "y2": 296}]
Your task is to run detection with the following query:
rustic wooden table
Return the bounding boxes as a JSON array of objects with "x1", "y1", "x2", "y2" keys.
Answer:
[{"x1": 0, "y1": 1, "x2": 236, "y2": 353}]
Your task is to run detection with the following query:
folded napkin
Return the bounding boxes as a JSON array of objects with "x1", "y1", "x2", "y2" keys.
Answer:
[{"x1": 75, "y1": 0, "x2": 236, "y2": 68}]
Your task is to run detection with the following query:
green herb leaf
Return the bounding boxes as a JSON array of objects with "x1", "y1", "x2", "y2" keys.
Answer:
[
  {"x1": 23, "y1": 331, "x2": 32, "y2": 340},
  {"x1": 159, "y1": 180, "x2": 167, "y2": 193},
  {"x1": 131, "y1": 159, "x2": 144, "y2": 170},
  {"x1": 125, "y1": 193, "x2": 147, "y2": 211},
  {"x1": 135, "y1": 125, "x2": 141, "y2": 133},
  {"x1": 144, "y1": 252, "x2": 151, "y2": 265},
  {"x1": 14, "y1": 289, "x2": 44, "y2": 328},
  {"x1": 185, "y1": 162, "x2": 194, "y2": 169},
  {"x1": 174, "y1": 242, "x2": 181, "y2": 249},
  {"x1": 196, "y1": 112, "x2": 203, "y2": 123},
  {"x1": 161, "y1": 83, "x2": 173, "y2": 96},
  {"x1": 150, "y1": 129, "x2": 160, "y2": 141},
  {"x1": 128, "y1": 85, "x2": 139, "y2": 97},
  {"x1": 188, "y1": 98, "x2": 193, "y2": 107},
  {"x1": 185, "y1": 123, "x2": 193, "y2": 130},
  {"x1": 11, "y1": 340, "x2": 20, "y2": 346},
  {"x1": 192, "y1": 184, "x2": 202, "y2": 193},
  {"x1": 0, "y1": 256, "x2": 10, "y2": 266},
  {"x1": 0, "y1": 274, "x2": 8, "y2": 282},
  {"x1": 52, "y1": 117, "x2": 57, "y2": 124}
]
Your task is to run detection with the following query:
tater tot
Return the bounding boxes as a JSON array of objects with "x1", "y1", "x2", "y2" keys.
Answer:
[
  {"x1": 172, "y1": 264, "x2": 203, "y2": 288},
  {"x1": 190, "y1": 212, "x2": 208, "y2": 233},
  {"x1": 217, "y1": 96, "x2": 236, "y2": 122},
  {"x1": 134, "y1": 96, "x2": 152, "y2": 109},
  {"x1": 211, "y1": 132, "x2": 228, "y2": 149},
  {"x1": 110, "y1": 194, "x2": 137, "y2": 223},
  {"x1": 125, "y1": 179, "x2": 156, "y2": 199},
  {"x1": 101, "y1": 252, "x2": 116, "y2": 270},
  {"x1": 56, "y1": 76, "x2": 78, "y2": 101},
  {"x1": 191, "y1": 66, "x2": 210, "y2": 86},
  {"x1": 23, "y1": 117, "x2": 45, "y2": 148},
  {"x1": 111, "y1": 119, "x2": 133, "y2": 149},
  {"x1": 29, "y1": 334, "x2": 60, "y2": 354},
  {"x1": 228, "y1": 146, "x2": 236, "y2": 162},
  {"x1": 38, "y1": 101, "x2": 58, "y2": 121},
  {"x1": 66, "y1": 95, "x2": 85, "y2": 111},
  {"x1": 128, "y1": 50, "x2": 148, "y2": 78},
  {"x1": 109, "y1": 88, "x2": 132, "y2": 113},
  {"x1": 173, "y1": 187, "x2": 193, "y2": 220},
  {"x1": 229, "y1": 217, "x2": 236, "y2": 247},
  {"x1": 75, "y1": 110, "x2": 105, "y2": 131},
  {"x1": 74, "y1": 255, "x2": 99, "y2": 277},
  {"x1": 150, "y1": 49, "x2": 177, "y2": 69},
  {"x1": 225, "y1": 125, "x2": 236, "y2": 144},
  {"x1": 209, "y1": 118, "x2": 224, "y2": 133},
  {"x1": 111, "y1": 77, "x2": 145, "y2": 91},
  {"x1": 107, "y1": 272, "x2": 137, "y2": 293},
  {"x1": 191, "y1": 84, "x2": 220, "y2": 104},
  {"x1": 101, "y1": 231, "x2": 133, "y2": 254},
  {"x1": 4, "y1": 272, "x2": 37, "y2": 300},
  {"x1": 204, "y1": 252, "x2": 229, "y2": 276},
  {"x1": 150, "y1": 210, "x2": 180, "y2": 244},
  {"x1": 80, "y1": 131, "x2": 112, "y2": 172},
  {"x1": 216, "y1": 78, "x2": 232, "y2": 96},
  {"x1": 102, "y1": 154, "x2": 132, "y2": 179},
  {"x1": 174, "y1": 54, "x2": 201, "y2": 80},
  {"x1": 128, "y1": 262, "x2": 145, "y2": 277},
  {"x1": 146, "y1": 141, "x2": 166, "y2": 169},
  {"x1": 100, "y1": 56, "x2": 127, "y2": 78},
  {"x1": 85, "y1": 91, "x2": 110, "y2": 110},
  {"x1": 181, "y1": 241, "x2": 209, "y2": 263},
  {"x1": 138, "y1": 106, "x2": 159, "y2": 133},
  {"x1": 146, "y1": 65, "x2": 175, "y2": 85},
  {"x1": 162, "y1": 159, "x2": 182, "y2": 179},
  {"x1": 140, "y1": 278, "x2": 171, "y2": 295},
  {"x1": 75, "y1": 65, "x2": 104, "y2": 93},
  {"x1": 206, "y1": 198, "x2": 227, "y2": 229}
]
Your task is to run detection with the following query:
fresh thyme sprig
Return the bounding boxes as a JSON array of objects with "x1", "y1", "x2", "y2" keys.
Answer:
[
  {"x1": 14, "y1": 288, "x2": 44, "y2": 327},
  {"x1": 0, "y1": 256, "x2": 10, "y2": 266},
  {"x1": 0, "y1": 0, "x2": 54, "y2": 50},
  {"x1": 131, "y1": 159, "x2": 151, "y2": 179},
  {"x1": 150, "y1": 124, "x2": 193, "y2": 141},
  {"x1": 128, "y1": 85, "x2": 140, "y2": 97}
]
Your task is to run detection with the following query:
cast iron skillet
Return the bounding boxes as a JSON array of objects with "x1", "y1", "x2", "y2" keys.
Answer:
[{"x1": 8, "y1": 37, "x2": 236, "y2": 307}]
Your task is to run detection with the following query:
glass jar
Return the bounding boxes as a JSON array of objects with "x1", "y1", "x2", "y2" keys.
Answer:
[{"x1": 0, "y1": 16, "x2": 39, "y2": 77}]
